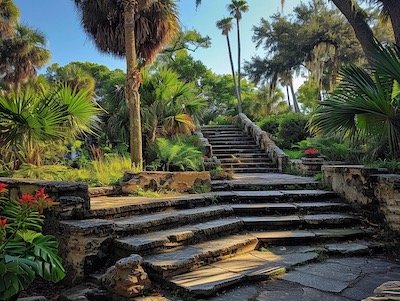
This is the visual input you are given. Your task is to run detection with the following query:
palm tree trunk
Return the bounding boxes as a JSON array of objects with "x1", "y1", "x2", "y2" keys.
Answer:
[
  {"x1": 124, "y1": 5, "x2": 143, "y2": 170},
  {"x1": 286, "y1": 85, "x2": 292, "y2": 110},
  {"x1": 226, "y1": 35, "x2": 240, "y2": 111},
  {"x1": 290, "y1": 80, "x2": 300, "y2": 113},
  {"x1": 382, "y1": 0, "x2": 400, "y2": 45},
  {"x1": 236, "y1": 18, "x2": 243, "y2": 113},
  {"x1": 331, "y1": 0, "x2": 376, "y2": 64}
]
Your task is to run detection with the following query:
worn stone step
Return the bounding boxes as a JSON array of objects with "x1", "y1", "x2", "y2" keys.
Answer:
[
  {"x1": 242, "y1": 213, "x2": 359, "y2": 230},
  {"x1": 252, "y1": 228, "x2": 366, "y2": 244},
  {"x1": 232, "y1": 201, "x2": 349, "y2": 215},
  {"x1": 211, "y1": 178, "x2": 320, "y2": 191},
  {"x1": 114, "y1": 217, "x2": 244, "y2": 256},
  {"x1": 207, "y1": 137, "x2": 254, "y2": 142},
  {"x1": 227, "y1": 167, "x2": 280, "y2": 173},
  {"x1": 113, "y1": 205, "x2": 233, "y2": 234},
  {"x1": 219, "y1": 157, "x2": 273, "y2": 163},
  {"x1": 221, "y1": 162, "x2": 276, "y2": 169},
  {"x1": 143, "y1": 234, "x2": 258, "y2": 278},
  {"x1": 212, "y1": 143, "x2": 258, "y2": 148},
  {"x1": 215, "y1": 153, "x2": 270, "y2": 159},
  {"x1": 213, "y1": 149, "x2": 266, "y2": 154},
  {"x1": 201, "y1": 125, "x2": 237, "y2": 129},
  {"x1": 168, "y1": 249, "x2": 319, "y2": 297},
  {"x1": 202, "y1": 131, "x2": 245, "y2": 136}
]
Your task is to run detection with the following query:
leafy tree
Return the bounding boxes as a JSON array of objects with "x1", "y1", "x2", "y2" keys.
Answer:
[
  {"x1": 297, "y1": 79, "x2": 320, "y2": 111},
  {"x1": 161, "y1": 29, "x2": 211, "y2": 58},
  {"x1": 74, "y1": 0, "x2": 180, "y2": 169},
  {"x1": 228, "y1": 0, "x2": 249, "y2": 112},
  {"x1": 309, "y1": 43, "x2": 400, "y2": 159},
  {"x1": 0, "y1": 25, "x2": 50, "y2": 91},
  {"x1": 216, "y1": 17, "x2": 240, "y2": 111}
]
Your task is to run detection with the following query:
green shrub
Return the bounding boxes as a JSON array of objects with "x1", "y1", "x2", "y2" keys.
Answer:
[
  {"x1": 257, "y1": 113, "x2": 310, "y2": 149},
  {"x1": 366, "y1": 159, "x2": 400, "y2": 173},
  {"x1": 295, "y1": 137, "x2": 363, "y2": 162},
  {"x1": 209, "y1": 115, "x2": 234, "y2": 125},
  {"x1": 149, "y1": 138, "x2": 203, "y2": 172}
]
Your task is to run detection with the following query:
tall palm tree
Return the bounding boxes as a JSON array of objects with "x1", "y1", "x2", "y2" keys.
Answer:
[
  {"x1": 309, "y1": 43, "x2": 400, "y2": 159},
  {"x1": 0, "y1": 0, "x2": 19, "y2": 38},
  {"x1": 74, "y1": 0, "x2": 179, "y2": 169},
  {"x1": 216, "y1": 17, "x2": 240, "y2": 111},
  {"x1": 228, "y1": 0, "x2": 248, "y2": 113},
  {"x1": 0, "y1": 25, "x2": 50, "y2": 91}
]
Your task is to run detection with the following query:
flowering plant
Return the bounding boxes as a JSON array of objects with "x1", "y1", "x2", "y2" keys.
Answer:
[
  {"x1": 0, "y1": 183, "x2": 65, "y2": 300},
  {"x1": 304, "y1": 148, "x2": 320, "y2": 157}
]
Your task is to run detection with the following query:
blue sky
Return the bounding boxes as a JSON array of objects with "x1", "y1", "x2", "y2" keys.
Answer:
[{"x1": 14, "y1": 0, "x2": 301, "y2": 75}]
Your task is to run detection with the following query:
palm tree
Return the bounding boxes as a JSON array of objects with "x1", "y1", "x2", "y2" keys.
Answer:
[
  {"x1": 74, "y1": 0, "x2": 179, "y2": 169},
  {"x1": 228, "y1": 0, "x2": 248, "y2": 113},
  {"x1": 0, "y1": 25, "x2": 50, "y2": 91},
  {"x1": 0, "y1": 84, "x2": 99, "y2": 168},
  {"x1": 216, "y1": 17, "x2": 240, "y2": 112},
  {"x1": 309, "y1": 43, "x2": 400, "y2": 159},
  {"x1": 55, "y1": 64, "x2": 96, "y2": 95},
  {"x1": 0, "y1": 0, "x2": 19, "y2": 38}
]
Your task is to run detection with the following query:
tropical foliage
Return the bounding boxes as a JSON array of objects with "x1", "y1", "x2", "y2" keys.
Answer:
[
  {"x1": 0, "y1": 184, "x2": 65, "y2": 300},
  {"x1": 309, "y1": 43, "x2": 400, "y2": 159}
]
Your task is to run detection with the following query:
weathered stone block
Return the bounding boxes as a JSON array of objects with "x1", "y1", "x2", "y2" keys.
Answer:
[
  {"x1": 121, "y1": 171, "x2": 211, "y2": 193},
  {"x1": 103, "y1": 254, "x2": 151, "y2": 299}
]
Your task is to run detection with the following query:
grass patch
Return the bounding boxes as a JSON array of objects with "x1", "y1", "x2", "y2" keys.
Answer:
[{"x1": 284, "y1": 149, "x2": 303, "y2": 160}]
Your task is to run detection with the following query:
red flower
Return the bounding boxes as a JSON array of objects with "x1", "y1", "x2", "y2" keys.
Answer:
[
  {"x1": 0, "y1": 183, "x2": 8, "y2": 193},
  {"x1": 0, "y1": 217, "x2": 7, "y2": 227},
  {"x1": 35, "y1": 187, "x2": 49, "y2": 200},
  {"x1": 19, "y1": 193, "x2": 36, "y2": 206},
  {"x1": 304, "y1": 148, "x2": 319, "y2": 155},
  {"x1": 34, "y1": 188, "x2": 53, "y2": 213}
]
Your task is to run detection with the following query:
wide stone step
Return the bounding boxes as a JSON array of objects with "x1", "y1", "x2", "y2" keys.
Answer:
[
  {"x1": 114, "y1": 217, "x2": 243, "y2": 256},
  {"x1": 207, "y1": 138, "x2": 255, "y2": 144},
  {"x1": 221, "y1": 162, "x2": 276, "y2": 168},
  {"x1": 227, "y1": 167, "x2": 279, "y2": 173},
  {"x1": 212, "y1": 145, "x2": 259, "y2": 150},
  {"x1": 242, "y1": 213, "x2": 359, "y2": 230},
  {"x1": 215, "y1": 153, "x2": 269, "y2": 158},
  {"x1": 201, "y1": 125, "x2": 237, "y2": 129},
  {"x1": 219, "y1": 157, "x2": 273, "y2": 163},
  {"x1": 202, "y1": 130, "x2": 245, "y2": 135},
  {"x1": 211, "y1": 179, "x2": 320, "y2": 191},
  {"x1": 212, "y1": 149, "x2": 266, "y2": 154},
  {"x1": 113, "y1": 205, "x2": 233, "y2": 234},
  {"x1": 143, "y1": 234, "x2": 258, "y2": 278},
  {"x1": 252, "y1": 228, "x2": 366, "y2": 244},
  {"x1": 232, "y1": 201, "x2": 350, "y2": 215},
  {"x1": 168, "y1": 249, "x2": 319, "y2": 297},
  {"x1": 231, "y1": 190, "x2": 338, "y2": 202}
]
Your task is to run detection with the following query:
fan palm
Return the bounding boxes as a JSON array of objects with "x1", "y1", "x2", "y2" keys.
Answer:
[
  {"x1": 0, "y1": 84, "x2": 99, "y2": 167},
  {"x1": 228, "y1": 0, "x2": 248, "y2": 113},
  {"x1": 309, "y1": 43, "x2": 400, "y2": 159},
  {"x1": 74, "y1": 0, "x2": 179, "y2": 169},
  {"x1": 216, "y1": 17, "x2": 240, "y2": 112},
  {"x1": 244, "y1": 86, "x2": 288, "y2": 119},
  {"x1": 0, "y1": 0, "x2": 19, "y2": 38},
  {"x1": 0, "y1": 25, "x2": 50, "y2": 91}
]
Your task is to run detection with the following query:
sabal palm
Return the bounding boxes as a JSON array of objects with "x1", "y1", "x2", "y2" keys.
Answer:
[
  {"x1": 228, "y1": 0, "x2": 248, "y2": 113},
  {"x1": 0, "y1": 84, "x2": 99, "y2": 167},
  {"x1": 74, "y1": 0, "x2": 179, "y2": 169},
  {"x1": 216, "y1": 17, "x2": 240, "y2": 112},
  {"x1": 246, "y1": 86, "x2": 288, "y2": 118},
  {"x1": 309, "y1": 43, "x2": 400, "y2": 159},
  {"x1": 0, "y1": 0, "x2": 19, "y2": 38},
  {"x1": 0, "y1": 25, "x2": 50, "y2": 91}
]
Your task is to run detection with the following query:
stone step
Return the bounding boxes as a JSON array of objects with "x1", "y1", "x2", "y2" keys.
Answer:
[
  {"x1": 114, "y1": 217, "x2": 244, "y2": 256},
  {"x1": 143, "y1": 234, "x2": 258, "y2": 278},
  {"x1": 168, "y1": 241, "x2": 375, "y2": 297},
  {"x1": 215, "y1": 153, "x2": 270, "y2": 159},
  {"x1": 212, "y1": 149, "x2": 266, "y2": 154},
  {"x1": 207, "y1": 139, "x2": 255, "y2": 144},
  {"x1": 113, "y1": 205, "x2": 233, "y2": 234},
  {"x1": 201, "y1": 125, "x2": 237, "y2": 129},
  {"x1": 252, "y1": 228, "x2": 366, "y2": 244},
  {"x1": 219, "y1": 157, "x2": 273, "y2": 163},
  {"x1": 212, "y1": 146, "x2": 260, "y2": 151},
  {"x1": 202, "y1": 130, "x2": 245, "y2": 135},
  {"x1": 242, "y1": 213, "x2": 359, "y2": 230},
  {"x1": 227, "y1": 167, "x2": 280, "y2": 173},
  {"x1": 205, "y1": 134, "x2": 248, "y2": 139},
  {"x1": 232, "y1": 201, "x2": 350, "y2": 215},
  {"x1": 230, "y1": 190, "x2": 338, "y2": 202},
  {"x1": 211, "y1": 179, "x2": 320, "y2": 191},
  {"x1": 221, "y1": 162, "x2": 276, "y2": 168},
  {"x1": 207, "y1": 136, "x2": 254, "y2": 141}
]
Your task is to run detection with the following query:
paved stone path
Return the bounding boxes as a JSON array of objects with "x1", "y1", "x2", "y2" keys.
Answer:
[{"x1": 204, "y1": 257, "x2": 400, "y2": 301}]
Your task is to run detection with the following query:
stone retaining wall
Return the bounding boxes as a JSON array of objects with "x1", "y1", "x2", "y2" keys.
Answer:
[
  {"x1": 236, "y1": 113, "x2": 289, "y2": 172},
  {"x1": 322, "y1": 165, "x2": 400, "y2": 233},
  {"x1": 0, "y1": 177, "x2": 90, "y2": 219},
  {"x1": 121, "y1": 171, "x2": 211, "y2": 194}
]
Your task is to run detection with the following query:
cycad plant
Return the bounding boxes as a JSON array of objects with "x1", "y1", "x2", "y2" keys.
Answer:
[
  {"x1": 0, "y1": 84, "x2": 99, "y2": 168},
  {"x1": 309, "y1": 42, "x2": 400, "y2": 159}
]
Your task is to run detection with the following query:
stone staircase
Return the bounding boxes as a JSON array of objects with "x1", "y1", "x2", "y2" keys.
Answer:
[
  {"x1": 201, "y1": 125, "x2": 279, "y2": 173},
  {"x1": 59, "y1": 178, "x2": 376, "y2": 300}
]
